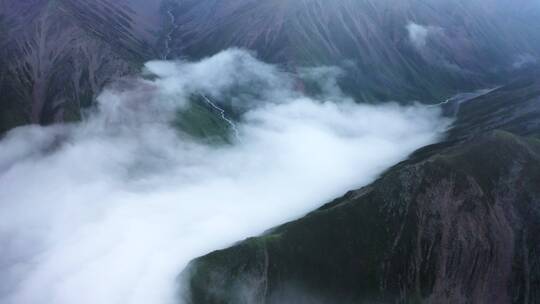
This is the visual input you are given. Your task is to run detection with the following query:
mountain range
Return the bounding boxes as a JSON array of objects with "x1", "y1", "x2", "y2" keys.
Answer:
[
  {"x1": 2, "y1": 0, "x2": 540, "y2": 132},
  {"x1": 1, "y1": 1, "x2": 540, "y2": 303}
]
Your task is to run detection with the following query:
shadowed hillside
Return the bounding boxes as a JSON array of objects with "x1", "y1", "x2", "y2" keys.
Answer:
[
  {"x1": 182, "y1": 78, "x2": 540, "y2": 304},
  {"x1": 2, "y1": 0, "x2": 540, "y2": 132},
  {"x1": 0, "y1": 0, "x2": 163, "y2": 132},
  {"x1": 167, "y1": 0, "x2": 540, "y2": 101}
]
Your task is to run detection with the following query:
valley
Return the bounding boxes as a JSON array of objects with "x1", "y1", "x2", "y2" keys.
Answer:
[{"x1": 0, "y1": 1, "x2": 540, "y2": 304}]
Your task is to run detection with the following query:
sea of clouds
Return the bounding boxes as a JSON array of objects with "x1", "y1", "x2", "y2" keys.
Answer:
[{"x1": 0, "y1": 49, "x2": 449, "y2": 304}]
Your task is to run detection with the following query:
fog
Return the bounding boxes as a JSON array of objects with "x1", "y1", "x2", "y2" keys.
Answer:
[
  {"x1": 406, "y1": 22, "x2": 444, "y2": 50},
  {"x1": 0, "y1": 49, "x2": 449, "y2": 304},
  {"x1": 513, "y1": 53, "x2": 538, "y2": 69}
]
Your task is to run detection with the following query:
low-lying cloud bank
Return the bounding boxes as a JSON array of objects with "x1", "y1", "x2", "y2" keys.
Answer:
[{"x1": 0, "y1": 49, "x2": 449, "y2": 304}]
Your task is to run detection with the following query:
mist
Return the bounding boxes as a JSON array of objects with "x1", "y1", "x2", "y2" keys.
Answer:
[
  {"x1": 406, "y1": 22, "x2": 444, "y2": 50},
  {"x1": 0, "y1": 49, "x2": 449, "y2": 304}
]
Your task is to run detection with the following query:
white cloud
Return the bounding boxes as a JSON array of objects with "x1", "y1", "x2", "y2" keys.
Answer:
[
  {"x1": 513, "y1": 53, "x2": 538, "y2": 69},
  {"x1": 0, "y1": 49, "x2": 450, "y2": 304},
  {"x1": 407, "y1": 22, "x2": 442, "y2": 49}
]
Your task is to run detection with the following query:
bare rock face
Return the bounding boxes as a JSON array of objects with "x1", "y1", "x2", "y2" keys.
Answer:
[
  {"x1": 181, "y1": 80, "x2": 540, "y2": 304},
  {"x1": 0, "y1": 0, "x2": 163, "y2": 131}
]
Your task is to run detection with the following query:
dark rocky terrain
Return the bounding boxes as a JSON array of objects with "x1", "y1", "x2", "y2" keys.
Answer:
[
  {"x1": 169, "y1": 0, "x2": 540, "y2": 101},
  {"x1": 2, "y1": 0, "x2": 540, "y2": 132},
  {"x1": 181, "y1": 79, "x2": 540, "y2": 303},
  {"x1": 0, "y1": 0, "x2": 164, "y2": 132}
]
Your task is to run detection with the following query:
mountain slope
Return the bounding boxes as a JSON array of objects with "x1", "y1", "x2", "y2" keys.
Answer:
[
  {"x1": 2, "y1": 0, "x2": 540, "y2": 132},
  {"x1": 0, "y1": 0, "x2": 163, "y2": 132},
  {"x1": 181, "y1": 78, "x2": 540, "y2": 303},
  {"x1": 168, "y1": 0, "x2": 540, "y2": 101}
]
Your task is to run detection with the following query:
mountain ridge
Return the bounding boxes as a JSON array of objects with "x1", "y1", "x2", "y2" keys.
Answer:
[
  {"x1": 2, "y1": 0, "x2": 540, "y2": 132},
  {"x1": 180, "y1": 78, "x2": 540, "y2": 304}
]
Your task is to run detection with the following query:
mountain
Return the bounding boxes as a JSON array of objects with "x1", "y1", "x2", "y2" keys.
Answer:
[
  {"x1": 181, "y1": 78, "x2": 540, "y2": 303},
  {"x1": 168, "y1": 0, "x2": 540, "y2": 101},
  {"x1": 2, "y1": 0, "x2": 540, "y2": 133},
  {"x1": 0, "y1": 0, "x2": 163, "y2": 132},
  {"x1": 2, "y1": 1, "x2": 540, "y2": 303}
]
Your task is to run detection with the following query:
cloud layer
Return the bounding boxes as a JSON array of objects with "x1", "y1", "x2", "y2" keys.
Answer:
[{"x1": 0, "y1": 49, "x2": 449, "y2": 304}]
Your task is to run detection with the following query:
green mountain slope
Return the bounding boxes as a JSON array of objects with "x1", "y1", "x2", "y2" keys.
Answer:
[{"x1": 181, "y1": 78, "x2": 540, "y2": 304}]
